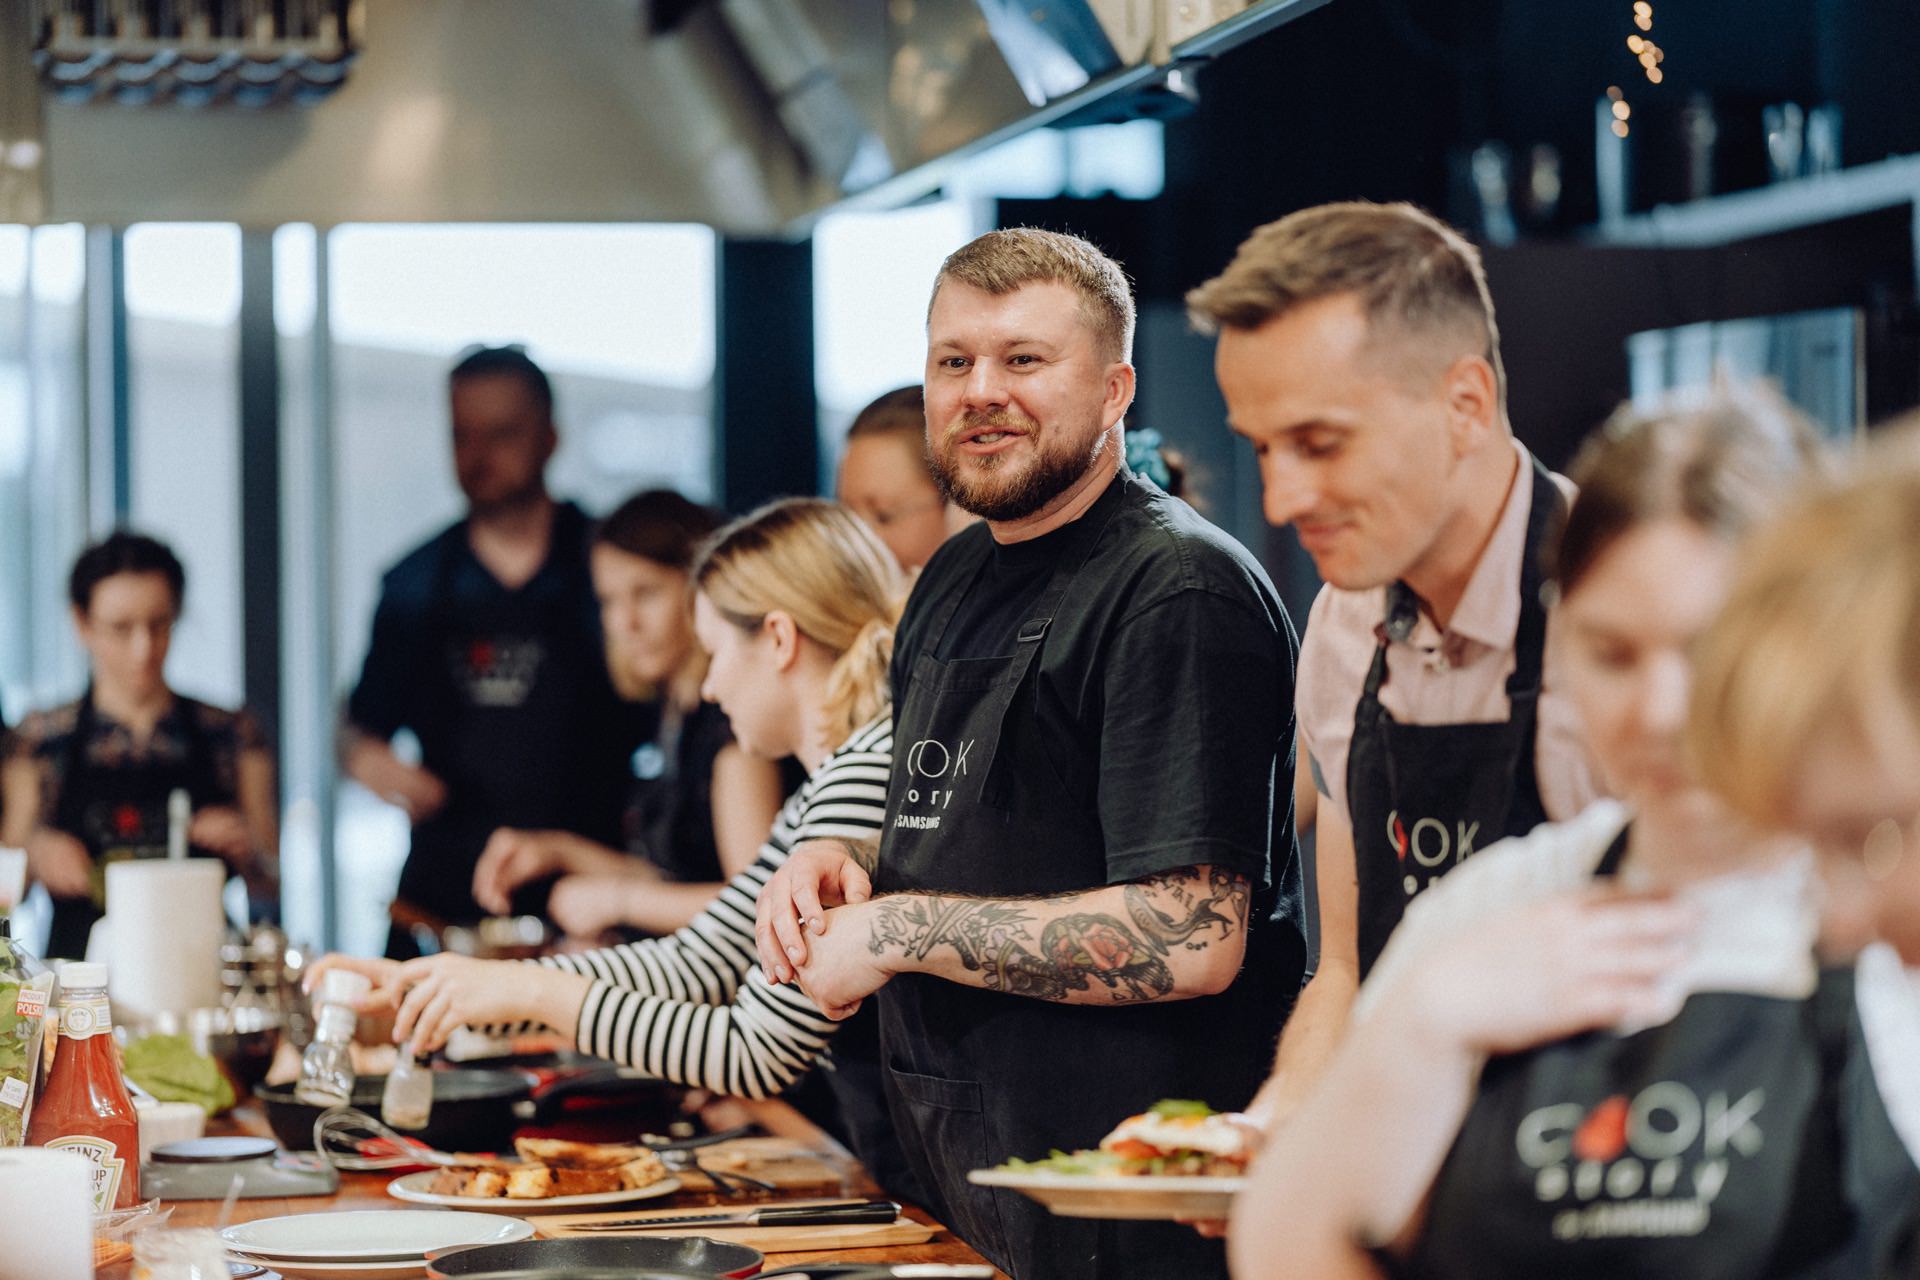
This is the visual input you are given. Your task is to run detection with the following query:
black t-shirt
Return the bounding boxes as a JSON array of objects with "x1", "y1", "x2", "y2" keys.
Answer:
[
  {"x1": 896, "y1": 474, "x2": 1304, "y2": 893},
  {"x1": 346, "y1": 501, "x2": 650, "y2": 918},
  {"x1": 624, "y1": 699, "x2": 804, "y2": 884},
  {"x1": 880, "y1": 473, "x2": 1309, "y2": 1277}
]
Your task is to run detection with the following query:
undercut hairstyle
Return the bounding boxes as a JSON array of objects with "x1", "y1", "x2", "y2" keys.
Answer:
[
  {"x1": 69, "y1": 530, "x2": 186, "y2": 616},
  {"x1": 931, "y1": 228, "x2": 1136, "y2": 363},
  {"x1": 1185, "y1": 201, "x2": 1506, "y2": 405},
  {"x1": 449, "y1": 345, "x2": 554, "y2": 418},
  {"x1": 1548, "y1": 387, "x2": 1825, "y2": 596}
]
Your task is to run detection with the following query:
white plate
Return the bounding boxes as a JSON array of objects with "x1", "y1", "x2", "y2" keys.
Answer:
[
  {"x1": 225, "y1": 1257, "x2": 432, "y2": 1280},
  {"x1": 386, "y1": 1169, "x2": 683, "y2": 1213},
  {"x1": 967, "y1": 1167, "x2": 1245, "y2": 1220},
  {"x1": 221, "y1": 1210, "x2": 534, "y2": 1261}
]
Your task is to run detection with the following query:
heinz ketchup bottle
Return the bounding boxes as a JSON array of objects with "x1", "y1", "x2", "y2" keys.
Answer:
[{"x1": 27, "y1": 962, "x2": 140, "y2": 1211}]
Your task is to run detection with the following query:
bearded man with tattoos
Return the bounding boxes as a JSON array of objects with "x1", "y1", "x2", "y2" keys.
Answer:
[{"x1": 756, "y1": 229, "x2": 1308, "y2": 1280}]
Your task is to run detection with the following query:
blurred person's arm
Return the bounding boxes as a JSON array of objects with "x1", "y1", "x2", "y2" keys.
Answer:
[
  {"x1": 1229, "y1": 888, "x2": 1694, "y2": 1279},
  {"x1": 340, "y1": 568, "x2": 447, "y2": 823},
  {"x1": 547, "y1": 872, "x2": 731, "y2": 939},
  {"x1": 339, "y1": 722, "x2": 447, "y2": 823},
  {"x1": 1293, "y1": 729, "x2": 1318, "y2": 840},
  {"x1": 1, "y1": 751, "x2": 93, "y2": 898},
  {"x1": 472, "y1": 827, "x2": 637, "y2": 914},
  {"x1": 1245, "y1": 796, "x2": 1360, "y2": 1130},
  {"x1": 709, "y1": 743, "x2": 787, "y2": 879}
]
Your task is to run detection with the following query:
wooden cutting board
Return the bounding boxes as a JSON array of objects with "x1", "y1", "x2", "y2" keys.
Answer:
[
  {"x1": 668, "y1": 1136, "x2": 853, "y2": 1191},
  {"x1": 534, "y1": 1201, "x2": 936, "y2": 1253}
]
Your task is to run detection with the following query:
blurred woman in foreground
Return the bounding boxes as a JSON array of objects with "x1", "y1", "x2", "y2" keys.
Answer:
[{"x1": 1232, "y1": 393, "x2": 1920, "y2": 1278}]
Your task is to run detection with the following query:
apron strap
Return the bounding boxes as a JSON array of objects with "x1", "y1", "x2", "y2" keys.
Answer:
[{"x1": 1505, "y1": 452, "x2": 1567, "y2": 702}]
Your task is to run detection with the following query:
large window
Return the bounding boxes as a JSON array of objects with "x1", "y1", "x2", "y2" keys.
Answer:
[
  {"x1": 125, "y1": 223, "x2": 245, "y2": 711},
  {"x1": 0, "y1": 225, "x2": 88, "y2": 726},
  {"x1": 322, "y1": 223, "x2": 719, "y2": 956},
  {"x1": 812, "y1": 198, "x2": 982, "y2": 482}
]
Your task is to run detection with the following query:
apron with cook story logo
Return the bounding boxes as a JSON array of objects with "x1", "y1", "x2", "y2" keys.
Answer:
[
  {"x1": 1349, "y1": 454, "x2": 1564, "y2": 978},
  {"x1": 391, "y1": 522, "x2": 605, "y2": 939},
  {"x1": 1401, "y1": 828, "x2": 1920, "y2": 1279},
  {"x1": 873, "y1": 483, "x2": 1265, "y2": 1280}
]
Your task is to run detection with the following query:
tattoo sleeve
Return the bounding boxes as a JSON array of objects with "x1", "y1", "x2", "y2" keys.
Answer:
[
  {"x1": 865, "y1": 866, "x2": 1251, "y2": 1004},
  {"x1": 830, "y1": 837, "x2": 880, "y2": 876}
]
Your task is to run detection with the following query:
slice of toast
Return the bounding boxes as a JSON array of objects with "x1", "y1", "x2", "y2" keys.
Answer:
[
  {"x1": 617, "y1": 1151, "x2": 670, "y2": 1190},
  {"x1": 547, "y1": 1167, "x2": 628, "y2": 1196},
  {"x1": 511, "y1": 1136, "x2": 652, "y2": 1171},
  {"x1": 504, "y1": 1164, "x2": 560, "y2": 1199}
]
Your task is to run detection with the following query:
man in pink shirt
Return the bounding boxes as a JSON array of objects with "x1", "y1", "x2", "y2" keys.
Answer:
[{"x1": 1186, "y1": 202, "x2": 1605, "y2": 1127}]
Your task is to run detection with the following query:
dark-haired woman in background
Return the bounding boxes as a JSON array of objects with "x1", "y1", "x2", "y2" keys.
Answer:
[
  {"x1": 472, "y1": 490, "x2": 790, "y2": 939},
  {"x1": 1, "y1": 532, "x2": 277, "y2": 958}
]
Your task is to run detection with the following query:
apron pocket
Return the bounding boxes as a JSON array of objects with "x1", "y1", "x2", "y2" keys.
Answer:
[{"x1": 885, "y1": 1064, "x2": 1012, "y2": 1267}]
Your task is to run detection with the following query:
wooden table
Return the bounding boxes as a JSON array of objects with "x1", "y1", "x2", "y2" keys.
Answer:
[{"x1": 145, "y1": 1098, "x2": 1008, "y2": 1277}]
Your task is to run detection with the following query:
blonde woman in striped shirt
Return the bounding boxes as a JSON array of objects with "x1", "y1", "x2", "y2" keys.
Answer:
[{"x1": 308, "y1": 498, "x2": 910, "y2": 1181}]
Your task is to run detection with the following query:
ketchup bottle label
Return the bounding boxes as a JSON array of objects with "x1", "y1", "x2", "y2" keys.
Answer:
[
  {"x1": 45, "y1": 1133, "x2": 128, "y2": 1213},
  {"x1": 58, "y1": 995, "x2": 112, "y2": 1039}
]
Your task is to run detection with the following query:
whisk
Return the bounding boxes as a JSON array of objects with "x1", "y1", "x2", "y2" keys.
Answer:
[{"x1": 313, "y1": 1106, "x2": 501, "y2": 1171}]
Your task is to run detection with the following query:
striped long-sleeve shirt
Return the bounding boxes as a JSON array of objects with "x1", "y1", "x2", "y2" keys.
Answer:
[{"x1": 532, "y1": 715, "x2": 891, "y2": 1099}]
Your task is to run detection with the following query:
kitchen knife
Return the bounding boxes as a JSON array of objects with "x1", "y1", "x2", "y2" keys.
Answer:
[{"x1": 573, "y1": 1198, "x2": 900, "y2": 1231}]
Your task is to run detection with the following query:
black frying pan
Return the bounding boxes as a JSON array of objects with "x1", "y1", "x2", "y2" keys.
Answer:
[
  {"x1": 427, "y1": 1237, "x2": 764, "y2": 1279},
  {"x1": 258, "y1": 1068, "x2": 534, "y2": 1153}
]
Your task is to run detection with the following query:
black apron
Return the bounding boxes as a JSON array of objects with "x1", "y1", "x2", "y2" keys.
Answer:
[
  {"x1": 1350, "y1": 456, "x2": 1565, "y2": 977},
  {"x1": 390, "y1": 517, "x2": 613, "y2": 954},
  {"x1": 1401, "y1": 828, "x2": 1920, "y2": 1279},
  {"x1": 873, "y1": 485, "x2": 1281, "y2": 1280},
  {"x1": 45, "y1": 690, "x2": 228, "y2": 959}
]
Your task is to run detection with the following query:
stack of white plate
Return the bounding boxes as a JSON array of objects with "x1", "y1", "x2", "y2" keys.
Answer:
[{"x1": 220, "y1": 1210, "x2": 536, "y2": 1280}]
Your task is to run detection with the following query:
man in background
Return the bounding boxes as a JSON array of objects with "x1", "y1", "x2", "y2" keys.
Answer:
[{"x1": 341, "y1": 346, "x2": 648, "y2": 957}]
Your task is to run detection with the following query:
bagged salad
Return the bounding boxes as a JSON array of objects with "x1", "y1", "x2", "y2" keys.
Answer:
[{"x1": 0, "y1": 917, "x2": 57, "y2": 1146}]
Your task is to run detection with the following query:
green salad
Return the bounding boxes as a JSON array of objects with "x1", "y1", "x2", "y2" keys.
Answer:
[
  {"x1": 0, "y1": 943, "x2": 56, "y2": 1147},
  {"x1": 998, "y1": 1100, "x2": 1225, "y2": 1177}
]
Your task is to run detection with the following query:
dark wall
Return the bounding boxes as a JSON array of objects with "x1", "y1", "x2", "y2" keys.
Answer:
[{"x1": 995, "y1": 0, "x2": 1920, "y2": 608}]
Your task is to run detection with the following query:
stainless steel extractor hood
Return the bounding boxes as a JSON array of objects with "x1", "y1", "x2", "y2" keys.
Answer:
[{"x1": 8, "y1": 0, "x2": 1331, "y2": 231}]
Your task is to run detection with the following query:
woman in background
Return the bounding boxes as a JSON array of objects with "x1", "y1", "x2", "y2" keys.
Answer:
[
  {"x1": 834, "y1": 385, "x2": 967, "y2": 572},
  {"x1": 1, "y1": 531, "x2": 277, "y2": 957},
  {"x1": 472, "y1": 490, "x2": 789, "y2": 938}
]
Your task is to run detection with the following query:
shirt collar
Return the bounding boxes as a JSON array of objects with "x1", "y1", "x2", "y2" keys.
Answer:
[{"x1": 1392, "y1": 438, "x2": 1535, "y2": 653}]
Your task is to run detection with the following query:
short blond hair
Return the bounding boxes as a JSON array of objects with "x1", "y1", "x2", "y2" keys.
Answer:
[
  {"x1": 1690, "y1": 416, "x2": 1920, "y2": 827},
  {"x1": 931, "y1": 228, "x2": 1135, "y2": 362},
  {"x1": 692, "y1": 498, "x2": 907, "y2": 750},
  {"x1": 1185, "y1": 201, "x2": 1505, "y2": 405}
]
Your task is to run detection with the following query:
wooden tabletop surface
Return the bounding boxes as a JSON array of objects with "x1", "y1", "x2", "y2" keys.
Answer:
[{"x1": 137, "y1": 1097, "x2": 1008, "y2": 1277}]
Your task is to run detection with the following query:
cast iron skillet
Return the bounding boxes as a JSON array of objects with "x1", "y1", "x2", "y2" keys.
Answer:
[
  {"x1": 427, "y1": 1237, "x2": 764, "y2": 1279},
  {"x1": 257, "y1": 1068, "x2": 535, "y2": 1153}
]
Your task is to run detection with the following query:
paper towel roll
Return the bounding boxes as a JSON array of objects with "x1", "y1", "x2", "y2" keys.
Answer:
[
  {"x1": 103, "y1": 859, "x2": 226, "y2": 1024},
  {"x1": 0, "y1": 1147, "x2": 94, "y2": 1280}
]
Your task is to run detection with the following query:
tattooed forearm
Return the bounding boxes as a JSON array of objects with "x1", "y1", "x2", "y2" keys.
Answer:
[
  {"x1": 825, "y1": 837, "x2": 880, "y2": 875},
  {"x1": 864, "y1": 866, "x2": 1251, "y2": 1005}
]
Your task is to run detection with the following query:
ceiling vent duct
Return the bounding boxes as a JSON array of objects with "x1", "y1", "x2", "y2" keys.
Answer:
[{"x1": 32, "y1": 0, "x2": 364, "y2": 107}]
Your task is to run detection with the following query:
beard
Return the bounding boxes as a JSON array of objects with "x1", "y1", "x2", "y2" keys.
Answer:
[{"x1": 928, "y1": 408, "x2": 1111, "y2": 522}]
